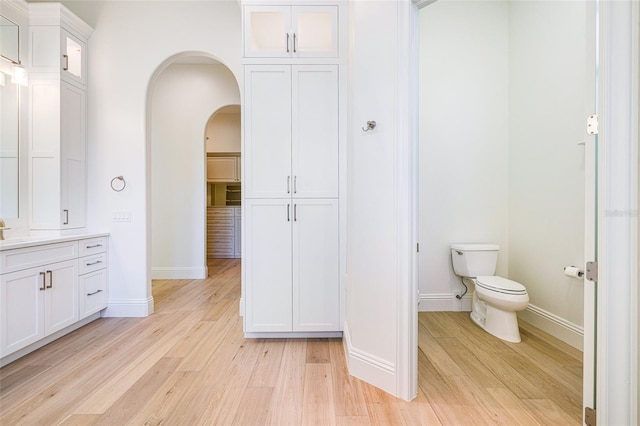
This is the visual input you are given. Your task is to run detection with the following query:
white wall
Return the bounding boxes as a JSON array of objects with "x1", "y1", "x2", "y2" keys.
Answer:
[
  {"x1": 418, "y1": 0, "x2": 510, "y2": 311},
  {"x1": 64, "y1": 0, "x2": 242, "y2": 316},
  {"x1": 206, "y1": 112, "x2": 241, "y2": 153},
  {"x1": 508, "y1": 1, "x2": 587, "y2": 342},
  {"x1": 151, "y1": 64, "x2": 240, "y2": 279}
]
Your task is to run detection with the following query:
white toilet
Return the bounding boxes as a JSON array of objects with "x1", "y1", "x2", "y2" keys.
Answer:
[{"x1": 450, "y1": 244, "x2": 529, "y2": 343}]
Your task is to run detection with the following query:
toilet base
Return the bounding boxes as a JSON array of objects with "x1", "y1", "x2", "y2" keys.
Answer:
[{"x1": 470, "y1": 305, "x2": 522, "y2": 343}]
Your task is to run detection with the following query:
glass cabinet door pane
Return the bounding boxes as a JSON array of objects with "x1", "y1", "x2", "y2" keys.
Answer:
[
  {"x1": 296, "y1": 12, "x2": 332, "y2": 52},
  {"x1": 65, "y1": 37, "x2": 82, "y2": 78},
  {"x1": 249, "y1": 10, "x2": 288, "y2": 54}
]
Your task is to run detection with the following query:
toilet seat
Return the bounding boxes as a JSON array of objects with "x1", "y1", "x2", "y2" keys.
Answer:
[{"x1": 476, "y1": 276, "x2": 527, "y2": 295}]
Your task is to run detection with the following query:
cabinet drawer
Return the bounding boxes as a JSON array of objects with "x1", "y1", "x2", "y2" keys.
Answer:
[
  {"x1": 78, "y1": 237, "x2": 107, "y2": 257},
  {"x1": 79, "y1": 253, "x2": 107, "y2": 275},
  {"x1": 79, "y1": 269, "x2": 107, "y2": 318},
  {"x1": 208, "y1": 208, "x2": 234, "y2": 217},
  {"x1": 1, "y1": 241, "x2": 78, "y2": 274},
  {"x1": 212, "y1": 228, "x2": 234, "y2": 237},
  {"x1": 234, "y1": 208, "x2": 242, "y2": 217},
  {"x1": 210, "y1": 218, "x2": 234, "y2": 227}
]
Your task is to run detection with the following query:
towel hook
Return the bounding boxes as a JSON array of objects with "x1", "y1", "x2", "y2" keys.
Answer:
[{"x1": 362, "y1": 121, "x2": 377, "y2": 132}]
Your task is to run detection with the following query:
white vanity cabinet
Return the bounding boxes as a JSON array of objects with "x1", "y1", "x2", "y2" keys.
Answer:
[
  {"x1": 244, "y1": 5, "x2": 338, "y2": 59},
  {"x1": 28, "y1": 3, "x2": 92, "y2": 230},
  {"x1": 0, "y1": 234, "x2": 108, "y2": 365}
]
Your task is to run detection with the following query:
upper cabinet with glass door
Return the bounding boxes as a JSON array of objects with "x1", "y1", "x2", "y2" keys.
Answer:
[
  {"x1": 244, "y1": 5, "x2": 338, "y2": 59},
  {"x1": 29, "y1": 3, "x2": 91, "y2": 88}
]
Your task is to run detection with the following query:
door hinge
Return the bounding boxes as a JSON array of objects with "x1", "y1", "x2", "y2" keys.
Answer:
[
  {"x1": 586, "y1": 261, "x2": 598, "y2": 282},
  {"x1": 585, "y1": 407, "x2": 596, "y2": 426},
  {"x1": 587, "y1": 114, "x2": 599, "y2": 135}
]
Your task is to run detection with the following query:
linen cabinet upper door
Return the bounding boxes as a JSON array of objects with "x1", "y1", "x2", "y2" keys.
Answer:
[
  {"x1": 244, "y1": 6, "x2": 292, "y2": 58},
  {"x1": 291, "y1": 66, "x2": 339, "y2": 199},
  {"x1": 244, "y1": 65, "x2": 292, "y2": 199},
  {"x1": 291, "y1": 6, "x2": 338, "y2": 58}
]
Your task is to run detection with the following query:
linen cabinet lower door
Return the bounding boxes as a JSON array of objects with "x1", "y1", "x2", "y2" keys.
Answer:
[
  {"x1": 44, "y1": 260, "x2": 79, "y2": 335},
  {"x1": 292, "y1": 199, "x2": 339, "y2": 331},
  {"x1": 244, "y1": 199, "x2": 293, "y2": 332},
  {"x1": 0, "y1": 267, "x2": 45, "y2": 356}
]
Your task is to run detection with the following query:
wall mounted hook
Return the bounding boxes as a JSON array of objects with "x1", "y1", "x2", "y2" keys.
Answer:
[{"x1": 362, "y1": 120, "x2": 376, "y2": 132}]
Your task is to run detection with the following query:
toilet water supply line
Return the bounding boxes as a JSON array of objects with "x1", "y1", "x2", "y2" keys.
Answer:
[{"x1": 450, "y1": 252, "x2": 468, "y2": 300}]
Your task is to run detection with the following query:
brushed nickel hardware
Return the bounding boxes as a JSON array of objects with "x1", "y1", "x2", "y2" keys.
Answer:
[
  {"x1": 294, "y1": 176, "x2": 297, "y2": 193},
  {"x1": 362, "y1": 121, "x2": 377, "y2": 132},
  {"x1": 294, "y1": 204, "x2": 297, "y2": 221},
  {"x1": 86, "y1": 244, "x2": 102, "y2": 249},
  {"x1": 86, "y1": 260, "x2": 103, "y2": 266},
  {"x1": 63, "y1": 54, "x2": 69, "y2": 71},
  {"x1": 293, "y1": 33, "x2": 297, "y2": 53},
  {"x1": 40, "y1": 272, "x2": 46, "y2": 291},
  {"x1": 46, "y1": 270, "x2": 53, "y2": 288},
  {"x1": 286, "y1": 33, "x2": 290, "y2": 53},
  {"x1": 87, "y1": 289, "x2": 103, "y2": 296},
  {"x1": 586, "y1": 261, "x2": 598, "y2": 282},
  {"x1": 63, "y1": 209, "x2": 69, "y2": 225},
  {"x1": 287, "y1": 176, "x2": 291, "y2": 194},
  {"x1": 287, "y1": 204, "x2": 290, "y2": 222},
  {"x1": 110, "y1": 176, "x2": 126, "y2": 192}
]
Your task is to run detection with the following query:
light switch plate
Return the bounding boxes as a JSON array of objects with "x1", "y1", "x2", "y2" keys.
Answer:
[{"x1": 112, "y1": 210, "x2": 131, "y2": 222}]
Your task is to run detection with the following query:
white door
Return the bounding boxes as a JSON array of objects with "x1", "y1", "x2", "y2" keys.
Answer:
[
  {"x1": 44, "y1": 259, "x2": 78, "y2": 335},
  {"x1": 292, "y1": 199, "x2": 339, "y2": 331},
  {"x1": 244, "y1": 5, "x2": 291, "y2": 58},
  {"x1": 0, "y1": 267, "x2": 45, "y2": 356},
  {"x1": 291, "y1": 65, "x2": 339, "y2": 199},
  {"x1": 244, "y1": 199, "x2": 292, "y2": 332},
  {"x1": 244, "y1": 65, "x2": 292, "y2": 199},
  {"x1": 291, "y1": 6, "x2": 339, "y2": 58},
  {"x1": 60, "y1": 82, "x2": 86, "y2": 228}
]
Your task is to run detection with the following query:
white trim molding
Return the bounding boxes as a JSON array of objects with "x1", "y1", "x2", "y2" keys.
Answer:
[
  {"x1": 151, "y1": 267, "x2": 207, "y2": 280},
  {"x1": 597, "y1": 0, "x2": 639, "y2": 423},
  {"x1": 419, "y1": 293, "x2": 472, "y2": 312},
  {"x1": 518, "y1": 304, "x2": 584, "y2": 351},
  {"x1": 343, "y1": 323, "x2": 397, "y2": 396},
  {"x1": 103, "y1": 297, "x2": 154, "y2": 317}
]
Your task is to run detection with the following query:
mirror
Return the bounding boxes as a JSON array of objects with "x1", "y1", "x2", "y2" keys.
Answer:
[
  {"x1": 0, "y1": 15, "x2": 20, "y2": 218},
  {"x1": 1, "y1": 16, "x2": 19, "y2": 63}
]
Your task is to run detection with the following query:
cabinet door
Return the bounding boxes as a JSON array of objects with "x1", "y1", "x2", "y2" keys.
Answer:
[
  {"x1": 244, "y1": 66, "x2": 292, "y2": 199},
  {"x1": 244, "y1": 6, "x2": 292, "y2": 58},
  {"x1": 292, "y1": 66, "x2": 339, "y2": 198},
  {"x1": 291, "y1": 6, "x2": 338, "y2": 58},
  {"x1": 44, "y1": 259, "x2": 79, "y2": 335},
  {"x1": 207, "y1": 157, "x2": 238, "y2": 182},
  {"x1": 292, "y1": 199, "x2": 339, "y2": 331},
  {"x1": 244, "y1": 199, "x2": 292, "y2": 332},
  {"x1": 60, "y1": 28, "x2": 87, "y2": 88},
  {"x1": 60, "y1": 82, "x2": 87, "y2": 228},
  {"x1": 0, "y1": 267, "x2": 45, "y2": 357}
]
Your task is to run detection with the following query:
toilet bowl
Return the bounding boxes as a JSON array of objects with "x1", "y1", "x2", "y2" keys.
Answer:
[{"x1": 451, "y1": 244, "x2": 529, "y2": 343}]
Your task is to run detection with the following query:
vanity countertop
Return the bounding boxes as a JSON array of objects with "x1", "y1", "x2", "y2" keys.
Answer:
[{"x1": 0, "y1": 232, "x2": 110, "y2": 251}]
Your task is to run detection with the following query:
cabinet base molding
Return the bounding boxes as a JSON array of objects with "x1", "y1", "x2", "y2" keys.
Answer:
[
  {"x1": 343, "y1": 322, "x2": 396, "y2": 396},
  {"x1": 0, "y1": 312, "x2": 100, "y2": 367},
  {"x1": 102, "y1": 297, "x2": 154, "y2": 318},
  {"x1": 244, "y1": 331, "x2": 342, "y2": 339},
  {"x1": 151, "y1": 266, "x2": 207, "y2": 280}
]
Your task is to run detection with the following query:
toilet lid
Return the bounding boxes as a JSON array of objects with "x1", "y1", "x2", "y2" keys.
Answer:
[{"x1": 476, "y1": 276, "x2": 527, "y2": 295}]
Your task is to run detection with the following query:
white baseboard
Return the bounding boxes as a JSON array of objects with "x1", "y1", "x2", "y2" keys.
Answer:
[
  {"x1": 103, "y1": 297, "x2": 154, "y2": 317},
  {"x1": 151, "y1": 267, "x2": 206, "y2": 279},
  {"x1": 419, "y1": 293, "x2": 472, "y2": 312},
  {"x1": 343, "y1": 322, "x2": 396, "y2": 396},
  {"x1": 518, "y1": 303, "x2": 583, "y2": 351},
  {"x1": 238, "y1": 298, "x2": 244, "y2": 317}
]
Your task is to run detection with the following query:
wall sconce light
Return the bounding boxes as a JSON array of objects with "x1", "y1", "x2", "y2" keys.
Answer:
[{"x1": 11, "y1": 63, "x2": 27, "y2": 86}]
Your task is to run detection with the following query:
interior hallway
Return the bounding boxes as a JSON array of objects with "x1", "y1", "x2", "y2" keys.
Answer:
[{"x1": 0, "y1": 259, "x2": 581, "y2": 424}]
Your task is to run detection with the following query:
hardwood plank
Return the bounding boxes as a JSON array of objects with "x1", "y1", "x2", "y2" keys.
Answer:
[
  {"x1": 265, "y1": 339, "x2": 307, "y2": 426},
  {"x1": 248, "y1": 338, "x2": 286, "y2": 387},
  {"x1": 302, "y1": 363, "x2": 336, "y2": 426},
  {"x1": 328, "y1": 339, "x2": 369, "y2": 417},
  {"x1": 232, "y1": 386, "x2": 274, "y2": 426},
  {"x1": 306, "y1": 338, "x2": 331, "y2": 363},
  {"x1": 58, "y1": 414, "x2": 100, "y2": 425}
]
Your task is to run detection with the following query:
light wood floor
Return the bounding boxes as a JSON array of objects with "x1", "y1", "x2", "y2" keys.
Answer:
[{"x1": 0, "y1": 259, "x2": 582, "y2": 425}]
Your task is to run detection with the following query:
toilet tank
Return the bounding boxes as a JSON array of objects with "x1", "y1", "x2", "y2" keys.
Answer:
[{"x1": 450, "y1": 244, "x2": 499, "y2": 277}]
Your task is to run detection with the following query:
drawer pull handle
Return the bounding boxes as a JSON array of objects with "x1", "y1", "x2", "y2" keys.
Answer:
[
  {"x1": 86, "y1": 244, "x2": 102, "y2": 249},
  {"x1": 63, "y1": 209, "x2": 69, "y2": 225},
  {"x1": 39, "y1": 272, "x2": 46, "y2": 291},
  {"x1": 63, "y1": 54, "x2": 69, "y2": 71},
  {"x1": 86, "y1": 260, "x2": 103, "y2": 266},
  {"x1": 46, "y1": 270, "x2": 53, "y2": 289},
  {"x1": 87, "y1": 289, "x2": 103, "y2": 296}
]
